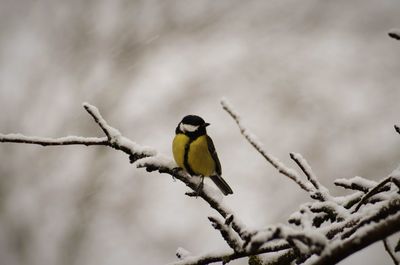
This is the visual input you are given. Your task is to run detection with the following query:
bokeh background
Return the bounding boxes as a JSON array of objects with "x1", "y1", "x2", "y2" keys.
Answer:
[{"x1": 1, "y1": 0, "x2": 400, "y2": 264}]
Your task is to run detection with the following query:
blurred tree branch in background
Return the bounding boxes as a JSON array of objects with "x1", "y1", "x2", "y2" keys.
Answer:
[{"x1": 1, "y1": 98, "x2": 400, "y2": 265}]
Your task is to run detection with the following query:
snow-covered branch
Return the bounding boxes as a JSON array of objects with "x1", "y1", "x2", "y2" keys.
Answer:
[
  {"x1": 0, "y1": 133, "x2": 108, "y2": 146},
  {"x1": 170, "y1": 242, "x2": 293, "y2": 265},
  {"x1": 0, "y1": 102, "x2": 250, "y2": 262},
  {"x1": 208, "y1": 215, "x2": 243, "y2": 253},
  {"x1": 1, "y1": 100, "x2": 400, "y2": 265},
  {"x1": 221, "y1": 98, "x2": 317, "y2": 198}
]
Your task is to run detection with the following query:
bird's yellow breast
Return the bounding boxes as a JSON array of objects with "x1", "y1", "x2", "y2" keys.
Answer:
[
  {"x1": 172, "y1": 134, "x2": 215, "y2": 176},
  {"x1": 172, "y1": 134, "x2": 189, "y2": 169}
]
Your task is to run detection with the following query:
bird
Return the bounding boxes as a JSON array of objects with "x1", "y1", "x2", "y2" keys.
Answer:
[{"x1": 172, "y1": 115, "x2": 233, "y2": 195}]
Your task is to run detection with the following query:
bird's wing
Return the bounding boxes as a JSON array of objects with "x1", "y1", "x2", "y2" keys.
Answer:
[{"x1": 206, "y1": 135, "x2": 222, "y2": 175}]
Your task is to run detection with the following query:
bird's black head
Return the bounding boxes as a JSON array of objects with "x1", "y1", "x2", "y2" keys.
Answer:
[{"x1": 175, "y1": 115, "x2": 210, "y2": 138}]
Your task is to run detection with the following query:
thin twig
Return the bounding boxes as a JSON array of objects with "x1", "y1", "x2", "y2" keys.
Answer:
[
  {"x1": 354, "y1": 176, "x2": 393, "y2": 212},
  {"x1": 169, "y1": 243, "x2": 294, "y2": 265},
  {"x1": 389, "y1": 30, "x2": 400, "y2": 41},
  {"x1": 83, "y1": 103, "x2": 115, "y2": 140},
  {"x1": 343, "y1": 197, "x2": 400, "y2": 240},
  {"x1": 221, "y1": 98, "x2": 313, "y2": 194},
  {"x1": 395, "y1": 125, "x2": 400, "y2": 135},
  {"x1": 311, "y1": 206, "x2": 400, "y2": 265},
  {"x1": 0, "y1": 134, "x2": 108, "y2": 146},
  {"x1": 334, "y1": 177, "x2": 381, "y2": 193},
  {"x1": 383, "y1": 239, "x2": 400, "y2": 265},
  {"x1": 290, "y1": 153, "x2": 320, "y2": 190},
  {"x1": 138, "y1": 158, "x2": 248, "y2": 239},
  {"x1": 208, "y1": 216, "x2": 243, "y2": 252}
]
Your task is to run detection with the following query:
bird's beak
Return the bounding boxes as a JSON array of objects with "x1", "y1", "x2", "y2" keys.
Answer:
[{"x1": 203, "y1": 123, "x2": 210, "y2": 127}]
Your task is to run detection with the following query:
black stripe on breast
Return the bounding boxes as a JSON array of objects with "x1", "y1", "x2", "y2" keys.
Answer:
[{"x1": 183, "y1": 139, "x2": 196, "y2": 175}]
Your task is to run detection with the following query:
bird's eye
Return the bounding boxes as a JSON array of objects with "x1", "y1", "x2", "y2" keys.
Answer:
[{"x1": 180, "y1": 123, "x2": 199, "y2": 132}]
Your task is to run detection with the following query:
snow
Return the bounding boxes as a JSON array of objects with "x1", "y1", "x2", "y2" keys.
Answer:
[
  {"x1": 135, "y1": 154, "x2": 176, "y2": 170},
  {"x1": 176, "y1": 247, "x2": 191, "y2": 259},
  {"x1": 334, "y1": 191, "x2": 363, "y2": 205},
  {"x1": 390, "y1": 164, "x2": 400, "y2": 179},
  {"x1": 302, "y1": 254, "x2": 319, "y2": 265},
  {"x1": 249, "y1": 224, "x2": 327, "y2": 255},
  {"x1": 0, "y1": 133, "x2": 107, "y2": 144},
  {"x1": 83, "y1": 102, "x2": 122, "y2": 139},
  {"x1": 335, "y1": 176, "x2": 377, "y2": 190},
  {"x1": 118, "y1": 136, "x2": 157, "y2": 156},
  {"x1": 168, "y1": 249, "x2": 233, "y2": 265}
]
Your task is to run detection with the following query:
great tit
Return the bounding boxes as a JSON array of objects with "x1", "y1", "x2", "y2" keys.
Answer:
[{"x1": 172, "y1": 115, "x2": 233, "y2": 195}]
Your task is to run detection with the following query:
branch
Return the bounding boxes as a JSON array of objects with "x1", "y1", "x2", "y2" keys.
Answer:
[
  {"x1": 310, "y1": 200, "x2": 400, "y2": 265},
  {"x1": 83, "y1": 102, "x2": 118, "y2": 140},
  {"x1": 170, "y1": 243, "x2": 293, "y2": 265},
  {"x1": 0, "y1": 103, "x2": 249, "y2": 245},
  {"x1": 0, "y1": 134, "x2": 108, "y2": 146},
  {"x1": 395, "y1": 125, "x2": 400, "y2": 135},
  {"x1": 221, "y1": 98, "x2": 314, "y2": 195},
  {"x1": 388, "y1": 29, "x2": 400, "y2": 41},
  {"x1": 3, "y1": 100, "x2": 400, "y2": 265},
  {"x1": 290, "y1": 152, "x2": 332, "y2": 201},
  {"x1": 354, "y1": 176, "x2": 394, "y2": 212},
  {"x1": 383, "y1": 239, "x2": 400, "y2": 265},
  {"x1": 208, "y1": 215, "x2": 243, "y2": 252}
]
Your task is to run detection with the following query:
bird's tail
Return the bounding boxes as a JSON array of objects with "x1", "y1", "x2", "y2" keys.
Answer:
[{"x1": 210, "y1": 175, "x2": 233, "y2": 196}]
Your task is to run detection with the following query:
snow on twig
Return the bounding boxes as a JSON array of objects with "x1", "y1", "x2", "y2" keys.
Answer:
[
  {"x1": 83, "y1": 102, "x2": 121, "y2": 141},
  {"x1": 221, "y1": 98, "x2": 314, "y2": 194},
  {"x1": 311, "y1": 199, "x2": 400, "y2": 265},
  {"x1": 2, "y1": 100, "x2": 400, "y2": 265},
  {"x1": 247, "y1": 225, "x2": 327, "y2": 258},
  {"x1": 290, "y1": 153, "x2": 320, "y2": 191},
  {"x1": 176, "y1": 247, "x2": 192, "y2": 260},
  {"x1": 353, "y1": 174, "x2": 396, "y2": 213},
  {"x1": 169, "y1": 242, "x2": 293, "y2": 265},
  {"x1": 334, "y1": 176, "x2": 381, "y2": 193},
  {"x1": 0, "y1": 133, "x2": 108, "y2": 146},
  {"x1": 290, "y1": 152, "x2": 331, "y2": 201},
  {"x1": 208, "y1": 215, "x2": 243, "y2": 252}
]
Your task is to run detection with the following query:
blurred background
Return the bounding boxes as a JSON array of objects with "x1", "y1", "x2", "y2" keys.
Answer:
[{"x1": 1, "y1": 0, "x2": 400, "y2": 264}]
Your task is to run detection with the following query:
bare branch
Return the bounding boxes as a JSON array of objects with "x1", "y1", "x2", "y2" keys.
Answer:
[
  {"x1": 383, "y1": 239, "x2": 400, "y2": 265},
  {"x1": 388, "y1": 29, "x2": 400, "y2": 41},
  {"x1": 221, "y1": 98, "x2": 313, "y2": 194},
  {"x1": 395, "y1": 125, "x2": 400, "y2": 135}
]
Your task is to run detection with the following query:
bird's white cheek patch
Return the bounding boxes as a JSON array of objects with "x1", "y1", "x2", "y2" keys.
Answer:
[{"x1": 180, "y1": 123, "x2": 198, "y2": 132}]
